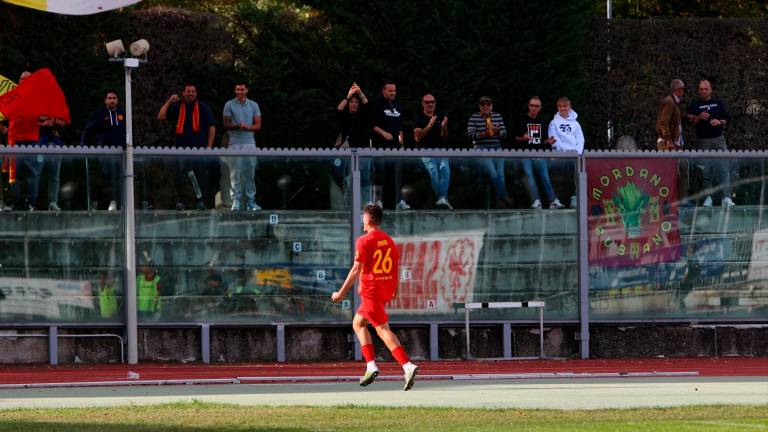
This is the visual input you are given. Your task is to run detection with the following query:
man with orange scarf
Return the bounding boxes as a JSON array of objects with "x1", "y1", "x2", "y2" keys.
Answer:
[{"x1": 158, "y1": 83, "x2": 216, "y2": 210}]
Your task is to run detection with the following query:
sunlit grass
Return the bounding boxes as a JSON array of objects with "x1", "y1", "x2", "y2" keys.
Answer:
[{"x1": 0, "y1": 402, "x2": 766, "y2": 431}]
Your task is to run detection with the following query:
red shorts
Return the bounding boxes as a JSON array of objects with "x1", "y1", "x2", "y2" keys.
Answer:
[{"x1": 357, "y1": 296, "x2": 388, "y2": 327}]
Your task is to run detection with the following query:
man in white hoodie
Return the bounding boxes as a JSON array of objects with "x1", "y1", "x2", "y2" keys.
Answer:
[
  {"x1": 547, "y1": 97, "x2": 584, "y2": 207},
  {"x1": 548, "y1": 97, "x2": 584, "y2": 154}
]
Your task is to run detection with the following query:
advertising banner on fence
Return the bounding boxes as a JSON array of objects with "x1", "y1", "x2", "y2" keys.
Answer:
[
  {"x1": 0, "y1": 277, "x2": 94, "y2": 319},
  {"x1": 587, "y1": 158, "x2": 681, "y2": 267},
  {"x1": 748, "y1": 228, "x2": 768, "y2": 283},
  {"x1": 388, "y1": 230, "x2": 485, "y2": 314}
]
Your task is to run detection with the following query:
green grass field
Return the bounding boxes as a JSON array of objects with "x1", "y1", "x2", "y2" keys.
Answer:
[{"x1": 0, "y1": 403, "x2": 766, "y2": 432}]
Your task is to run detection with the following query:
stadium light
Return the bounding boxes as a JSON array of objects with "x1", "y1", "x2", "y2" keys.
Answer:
[
  {"x1": 129, "y1": 39, "x2": 150, "y2": 58},
  {"x1": 105, "y1": 39, "x2": 125, "y2": 58},
  {"x1": 106, "y1": 38, "x2": 149, "y2": 365}
]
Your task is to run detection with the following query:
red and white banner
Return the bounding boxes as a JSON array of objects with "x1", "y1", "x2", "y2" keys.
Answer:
[
  {"x1": 389, "y1": 230, "x2": 484, "y2": 313},
  {"x1": 587, "y1": 158, "x2": 681, "y2": 267}
]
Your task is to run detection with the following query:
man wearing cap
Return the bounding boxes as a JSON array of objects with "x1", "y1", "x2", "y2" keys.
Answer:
[{"x1": 467, "y1": 96, "x2": 513, "y2": 208}]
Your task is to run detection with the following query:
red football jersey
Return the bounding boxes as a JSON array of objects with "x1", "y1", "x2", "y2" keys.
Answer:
[{"x1": 355, "y1": 229, "x2": 400, "y2": 301}]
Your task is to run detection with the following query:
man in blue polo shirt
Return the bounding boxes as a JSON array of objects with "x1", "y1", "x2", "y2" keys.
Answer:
[
  {"x1": 223, "y1": 82, "x2": 262, "y2": 211},
  {"x1": 686, "y1": 80, "x2": 734, "y2": 208},
  {"x1": 157, "y1": 83, "x2": 216, "y2": 210}
]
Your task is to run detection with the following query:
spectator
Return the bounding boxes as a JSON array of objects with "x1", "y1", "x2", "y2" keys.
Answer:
[
  {"x1": 413, "y1": 93, "x2": 452, "y2": 209},
  {"x1": 81, "y1": 90, "x2": 126, "y2": 211},
  {"x1": 371, "y1": 81, "x2": 403, "y2": 148},
  {"x1": 201, "y1": 268, "x2": 225, "y2": 297},
  {"x1": 0, "y1": 121, "x2": 9, "y2": 211},
  {"x1": 336, "y1": 82, "x2": 370, "y2": 148},
  {"x1": 512, "y1": 96, "x2": 564, "y2": 209},
  {"x1": 333, "y1": 83, "x2": 370, "y2": 205},
  {"x1": 655, "y1": 79, "x2": 690, "y2": 203},
  {"x1": 96, "y1": 271, "x2": 119, "y2": 320},
  {"x1": 467, "y1": 96, "x2": 513, "y2": 208},
  {"x1": 137, "y1": 262, "x2": 161, "y2": 319},
  {"x1": 38, "y1": 116, "x2": 65, "y2": 211},
  {"x1": 222, "y1": 82, "x2": 262, "y2": 211},
  {"x1": 548, "y1": 97, "x2": 584, "y2": 208},
  {"x1": 656, "y1": 79, "x2": 686, "y2": 151},
  {"x1": 685, "y1": 80, "x2": 734, "y2": 208},
  {"x1": 157, "y1": 83, "x2": 216, "y2": 210},
  {"x1": 7, "y1": 71, "x2": 43, "y2": 211},
  {"x1": 371, "y1": 80, "x2": 410, "y2": 210}
]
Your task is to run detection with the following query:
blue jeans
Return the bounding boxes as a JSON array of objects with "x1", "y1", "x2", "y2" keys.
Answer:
[
  {"x1": 421, "y1": 157, "x2": 450, "y2": 199},
  {"x1": 38, "y1": 134, "x2": 63, "y2": 205},
  {"x1": 100, "y1": 157, "x2": 122, "y2": 205},
  {"x1": 359, "y1": 158, "x2": 373, "y2": 204},
  {"x1": 479, "y1": 157, "x2": 508, "y2": 200},
  {"x1": 519, "y1": 159, "x2": 556, "y2": 203},
  {"x1": 228, "y1": 143, "x2": 257, "y2": 206}
]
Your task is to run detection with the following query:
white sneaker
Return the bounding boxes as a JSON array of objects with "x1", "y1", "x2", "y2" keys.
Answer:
[
  {"x1": 569, "y1": 195, "x2": 577, "y2": 208},
  {"x1": 550, "y1": 198, "x2": 565, "y2": 209},
  {"x1": 403, "y1": 362, "x2": 418, "y2": 391},
  {"x1": 435, "y1": 197, "x2": 453, "y2": 209},
  {"x1": 48, "y1": 202, "x2": 61, "y2": 211},
  {"x1": 702, "y1": 196, "x2": 713, "y2": 207},
  {"x1": 359, "y1": 368, "x2": 379, "y2": 387},
  {"x1": 108, "y1": 200, "x2": 118, "y2": 212},
  {"x1": 397, "y1": 199, "x2": 412, "y2": 210},
  {"x1": 530, "y1": 199, "x2": 542, "y2": 209},
  {"x1": 722, "y1": 197, "x2": 735, "y2": 208},
  {"x1": 231, "y1": 201, "x2": 241, "y2": 211},
  {"x1": 246, "y1": 202, "x2": 262, "y2": 211}
]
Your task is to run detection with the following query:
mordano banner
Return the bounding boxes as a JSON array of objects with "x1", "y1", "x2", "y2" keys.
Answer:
[{"x1": 587, "y1": 158, "x2": 681, "y2": 267}]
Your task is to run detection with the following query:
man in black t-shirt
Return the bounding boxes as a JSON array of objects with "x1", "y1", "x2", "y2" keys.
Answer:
[
  {"x1": 371, "y1": 81, "x2": 409, "y2": 210},
  {"x1": 371, "y1": 82, "x2": 403, "y2": 149},
  {"x1": 685, "y1": 80, "x2": 734, "y2": 208},
  {"x1": 511, "y1": 96, "x2": 564, "y2": 209},
  {"x1": 413, "y1": 93, "x2": 451, "y2": 209}
]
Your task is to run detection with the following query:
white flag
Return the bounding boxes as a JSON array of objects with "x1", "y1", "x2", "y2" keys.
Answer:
[{"x1": 3, "y1": 0, "x2": 141, "y2": 15}]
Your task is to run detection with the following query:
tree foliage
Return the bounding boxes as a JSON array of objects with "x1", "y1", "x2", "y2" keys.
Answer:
[
  {"x1": 1, "y1": 0, "x2": 595, "y2": 149},
  {"x1": 596, "y1": 0, "x2": 768, "y2": 18},
  {"x1": 583, "y1": 17, "x2": 768, "y2": 149}
]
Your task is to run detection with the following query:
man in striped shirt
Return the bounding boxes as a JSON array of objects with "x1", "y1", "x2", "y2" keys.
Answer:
[{"x1": 467, "y1": 96, "x2": 513, "y2": 208}]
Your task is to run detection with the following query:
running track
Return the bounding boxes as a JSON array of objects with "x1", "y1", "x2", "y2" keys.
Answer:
[{"x1": 1, "y1": 357, "x2": 766, "y2": 386}]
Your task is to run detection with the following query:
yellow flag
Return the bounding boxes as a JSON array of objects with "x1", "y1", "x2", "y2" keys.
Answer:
[
  {"x1": 2, "y1": 0, "x2": 141, "y2": 15},
  {"x1": 0, "y1": 74, "x2": 17, "y2": 121}
]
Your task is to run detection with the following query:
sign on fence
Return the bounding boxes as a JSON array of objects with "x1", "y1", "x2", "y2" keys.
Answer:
[
  {"x1": 587, "y1": 158, "x2": 681, "y2": 267},
  {"x1": 389, "y1": 230, "x2": 484, "y2": 313}
]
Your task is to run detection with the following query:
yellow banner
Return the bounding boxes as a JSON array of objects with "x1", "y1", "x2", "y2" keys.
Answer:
[
  {"x1": 2, "y1": 0, "x2": 141, "y2": 15},
  {"x1": 0, "y1": 74, "x2": 17, "y2": 121}
]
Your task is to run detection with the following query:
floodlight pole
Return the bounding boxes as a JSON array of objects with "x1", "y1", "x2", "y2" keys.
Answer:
[{"x1": 117, "y1": 56, "x2": 140, "y2": 364}]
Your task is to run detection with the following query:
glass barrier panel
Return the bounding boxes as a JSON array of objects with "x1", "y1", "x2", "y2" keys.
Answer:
[
  {"x1": 587, "y1": 156, "x2": 768, "y2": 319},
  {"x1": 0, "y1": 151, "x2": 124, "y2": 322},
  {"x1": 360, "y1": 155, "x2": 579, "y2": 321},
  {"x1": 133, "y1": 153, "x2": 353, "y2": 322}
]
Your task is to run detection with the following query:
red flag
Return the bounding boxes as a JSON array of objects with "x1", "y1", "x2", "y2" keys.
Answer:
[{"x1": 0, "y1": 68, "x2": 70, "y2": 124}]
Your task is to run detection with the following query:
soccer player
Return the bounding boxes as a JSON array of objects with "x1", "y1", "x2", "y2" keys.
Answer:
[{"x1": 331, "y1": 204, "x2": 419, "y2": 390}]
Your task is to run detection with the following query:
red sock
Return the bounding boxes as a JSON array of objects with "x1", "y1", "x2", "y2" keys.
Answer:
[
  {"x1": 361, "y1": 344, "x2": 375, "y2": 363},
  {"x1": 391, "y1": 346, "x2": 409, "y2": 366}
]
